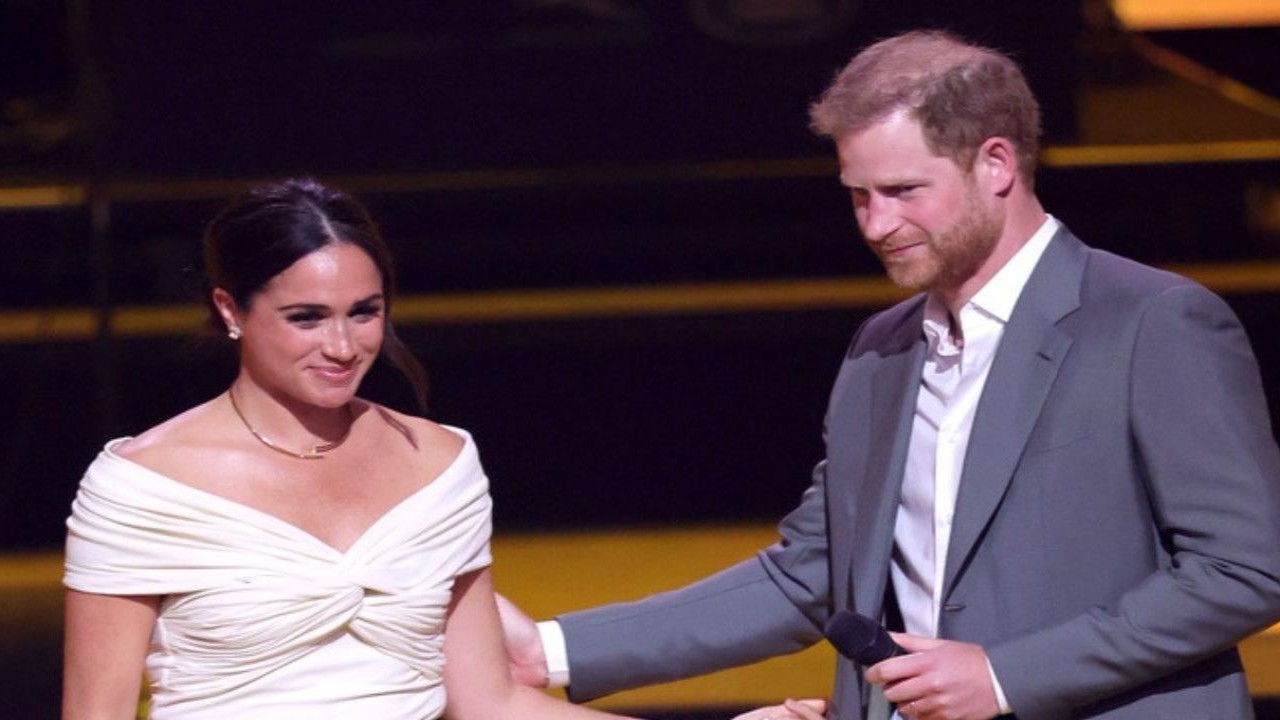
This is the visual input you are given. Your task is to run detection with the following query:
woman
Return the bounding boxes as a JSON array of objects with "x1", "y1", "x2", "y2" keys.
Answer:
[{"x1": 62, "y1": 178, "x2": 821, "y2": 720}]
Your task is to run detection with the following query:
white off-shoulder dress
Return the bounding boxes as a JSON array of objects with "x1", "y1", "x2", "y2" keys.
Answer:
[{"x1": 64, "y1": 427, "x2": 492, "y2": 720}]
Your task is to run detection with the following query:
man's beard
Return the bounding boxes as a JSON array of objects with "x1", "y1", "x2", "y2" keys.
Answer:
[{"x1": 882, "y1": 192, "x2": 1002, "y2": 294}]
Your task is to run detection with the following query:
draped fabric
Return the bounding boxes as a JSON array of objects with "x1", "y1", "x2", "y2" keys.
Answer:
[{"x1": 65, "y1": 428, "x2": 492, "y2": 720}]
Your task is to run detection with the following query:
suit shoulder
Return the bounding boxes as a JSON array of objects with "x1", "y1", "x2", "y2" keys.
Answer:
[
  {"x1": 1082, "y1": 248, "x2": 1202, "y2": 301},
  {"x1": 1076, "y1": 247, "x2": 1243, "y2": 338}
]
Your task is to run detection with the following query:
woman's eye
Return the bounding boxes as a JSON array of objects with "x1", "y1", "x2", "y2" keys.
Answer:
[
  {"x1": 352, "y1": 304, "x2": 383, "y2": 320},
  {"x1": 287, "y1": 312, "x2": 322, "y2": 326}
]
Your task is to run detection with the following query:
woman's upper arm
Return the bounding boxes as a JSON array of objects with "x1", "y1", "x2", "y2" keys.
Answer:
[
  {"x1": 63, "y1": 589, "x2": 159, "y2": 720},
  {"x1": 442, "y1": 568, "x2": 515, "y2": 720}
]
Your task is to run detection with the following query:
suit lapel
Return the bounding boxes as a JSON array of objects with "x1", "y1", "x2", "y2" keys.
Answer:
[
  {"x1": 942, "y1": 230, "x2": 1086, "y2": 598},
  {"x1": 849, "y1": 315, "x2": 927, "y2": 614}
]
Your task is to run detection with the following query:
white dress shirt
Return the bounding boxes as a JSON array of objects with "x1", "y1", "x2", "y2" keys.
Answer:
[
  {"x1": 541, "y1": 217, "x2": 1062, "y2": 711},
  {"x1": 892, "y1": 216, "x2": 1058, "y2": 716},
  {"x1": 895, "y1": 216, "x2": 1059, "y2": 636}
]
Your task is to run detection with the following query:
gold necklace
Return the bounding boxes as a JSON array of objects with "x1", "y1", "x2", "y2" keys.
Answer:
[{"x1": 227, "y1": 389, "x2": 351, "y2": 460}]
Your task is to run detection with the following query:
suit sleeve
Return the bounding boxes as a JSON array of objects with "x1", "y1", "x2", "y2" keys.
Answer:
[
  {"x1": 988, "y1": 284, "x2": 1280, "y2": 718},
  {"x1": 556, "y1": 459, "x2": 833, "y2": 702}
]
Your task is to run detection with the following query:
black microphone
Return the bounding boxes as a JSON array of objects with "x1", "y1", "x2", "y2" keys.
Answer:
[{"x1": 824, "y1": 609, "x2": 905, "y2": 666}]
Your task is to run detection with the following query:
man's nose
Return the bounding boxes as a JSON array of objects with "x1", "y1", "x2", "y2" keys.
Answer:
[{"x1": 859, "y1": 195, "x2": 900, "y2": 243}]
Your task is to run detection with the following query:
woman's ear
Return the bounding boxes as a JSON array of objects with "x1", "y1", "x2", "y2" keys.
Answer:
[
  {"x1": 975, "y1": 136, "x2": 1018, "y2": 197},
  {"x1": 211, "y1": 288, "x2": 242, "y2": 338}
]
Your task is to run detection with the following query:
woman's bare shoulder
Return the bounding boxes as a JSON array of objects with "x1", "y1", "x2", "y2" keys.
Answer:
[
  {"x1": 362, "y1": 403, "x2": 466, "y2": 462},
  {"x1": 112, "y1": 398, "x2": 238, "y2": 479}
]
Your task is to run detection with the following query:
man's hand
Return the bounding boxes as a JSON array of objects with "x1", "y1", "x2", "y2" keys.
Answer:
[
  {"x1": 864, "y1": 634, "x2": 1000, "y2": 720},
  {"x1": 732, "y1": 698, "x2": 827, "y2": 720},
  {"x1": 493, "y1": 592, "x2": 549, "y2": 687}
]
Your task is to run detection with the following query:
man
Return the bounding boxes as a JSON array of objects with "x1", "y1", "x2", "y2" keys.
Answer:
[{"x1": 502, "y1": 30, "x2": 1280, "y2": 720}]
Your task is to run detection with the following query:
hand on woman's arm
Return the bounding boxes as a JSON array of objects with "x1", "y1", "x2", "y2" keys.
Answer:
[
  {"x1": 447, "y1": 570, "x2": 827, "y2": 720},
  {"x1": 493, "y1": 591, "x2": 551, "y2": 687},
  {"x1": 732, "y1": 698, "x2": 827, "y2": 720},
  {"x1": 443, "y1": 569, "x2": 642, "y2": 720},
  {"x1": 62, "y1": 590, "x2": 159, "y2": 720}
]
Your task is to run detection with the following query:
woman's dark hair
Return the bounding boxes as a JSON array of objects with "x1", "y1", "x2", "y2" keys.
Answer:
[{"x1": 202, "y1": 177, "x2": 428, "y2": 410}]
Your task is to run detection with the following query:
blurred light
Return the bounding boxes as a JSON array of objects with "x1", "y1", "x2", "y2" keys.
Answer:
[
  {"x1": 1111, "y1": 0, "x2": 1280, "y2": 29},
  {"x1": 1246, "y1": 182, "x2": 1280, "y2": 238},
  {"x1": 0, "y1": 184, "x2": 84, "y2": 209}
]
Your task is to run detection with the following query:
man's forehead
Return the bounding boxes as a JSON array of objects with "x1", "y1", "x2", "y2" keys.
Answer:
[{"x1": 835, "y1": 120, "x2": 955, "y2": 187}]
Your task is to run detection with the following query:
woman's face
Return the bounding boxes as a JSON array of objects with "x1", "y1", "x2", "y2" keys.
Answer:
[{"x1": 219, "y1": 242, "x2": 386, "y2": 409}]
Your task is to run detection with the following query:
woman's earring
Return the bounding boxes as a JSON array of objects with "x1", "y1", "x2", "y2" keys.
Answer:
[{"x1": 227, "y1": 326, "x2": 242, "y2": 340}]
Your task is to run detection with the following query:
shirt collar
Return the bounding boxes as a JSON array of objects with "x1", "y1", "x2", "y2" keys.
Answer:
[
  {"x1": 920, "y1": 215, "x2": 1060, "y2": 352},
  {"x1": 967, "y1": 215, "x2": 1060, "y2": 323},
  {"x1": 921, "y1": 295, "x2": 957, "y2": 356}
]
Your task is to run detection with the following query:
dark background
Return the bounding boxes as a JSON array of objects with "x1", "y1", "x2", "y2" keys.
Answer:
[
  {"x1": 1, "y1": 1, "x2": 1276, "y2": 548},
  {"x1": 0, "y1": 0, "x2": 1092, "y2": 546},
  {"x1": 1, "y1": 2, "x2": 1278, "y2": 719}
]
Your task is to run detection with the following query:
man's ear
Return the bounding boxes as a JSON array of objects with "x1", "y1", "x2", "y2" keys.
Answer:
[{"x1": 975, "y1": 136, "x2": 1018, "y2": 197}]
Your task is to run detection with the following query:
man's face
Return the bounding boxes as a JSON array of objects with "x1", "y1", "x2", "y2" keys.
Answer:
[{"x1": 836, "y1": 111, "x2": 1002, "y2": 299}]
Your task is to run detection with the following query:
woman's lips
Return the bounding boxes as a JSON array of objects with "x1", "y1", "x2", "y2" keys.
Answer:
[{"x1": 312, "y1": 364, "x2": 358, "y2": 384}]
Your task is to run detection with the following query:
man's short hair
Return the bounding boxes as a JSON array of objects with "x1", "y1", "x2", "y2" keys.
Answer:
[{"x1": 810, "y1": 30, "x2": 1042, "y2": 180}]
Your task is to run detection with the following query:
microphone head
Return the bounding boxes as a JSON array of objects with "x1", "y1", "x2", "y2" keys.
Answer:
[{"x1": 823, "y1": 609, "x2": 901, "y2": 666}]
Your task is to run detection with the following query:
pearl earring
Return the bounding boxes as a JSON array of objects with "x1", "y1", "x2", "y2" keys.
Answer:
[{"x1": 228, "y1": 326, "x2": 242, "y2": 340}]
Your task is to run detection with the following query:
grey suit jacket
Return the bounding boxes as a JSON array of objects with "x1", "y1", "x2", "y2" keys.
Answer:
[{"x1": 558, "y1": 229, "x2": 1280, "y2": 719}]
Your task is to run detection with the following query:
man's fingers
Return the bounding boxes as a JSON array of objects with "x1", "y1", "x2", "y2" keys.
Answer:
[
  {"x1": 892, "y1": 632, "x2": 942, "y2": 652},
  {"x1": 784, "y1": 697, "x2": 827, "y2": 719}
]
